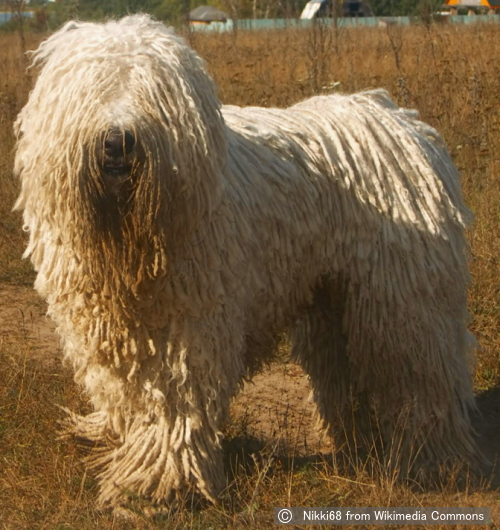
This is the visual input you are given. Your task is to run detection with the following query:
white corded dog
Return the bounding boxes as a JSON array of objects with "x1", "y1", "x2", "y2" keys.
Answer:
[{"x1": 15, "y1": 15, "x2": 479, "y2": 507}]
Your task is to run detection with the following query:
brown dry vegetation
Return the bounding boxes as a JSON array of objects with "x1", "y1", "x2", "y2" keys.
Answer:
[{"x1": 1, "y1": 22, "x2": 500, "y2": 529}]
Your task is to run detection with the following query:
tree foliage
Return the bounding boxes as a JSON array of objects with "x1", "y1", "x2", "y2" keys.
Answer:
[{"x1": 370, "y1": 0, "x2": 442, "y2": 16}]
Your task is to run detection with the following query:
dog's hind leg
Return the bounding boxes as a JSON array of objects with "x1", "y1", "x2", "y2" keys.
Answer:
[
  {"x1": 291, "y1": 268, "x2": 479, "y2": 476},
  {"x1": 290, "y1": 278, "x2": 418, "y2": 471},
  {"x1": 292, "y1": 277, "x2": 418, "y2": 475}
]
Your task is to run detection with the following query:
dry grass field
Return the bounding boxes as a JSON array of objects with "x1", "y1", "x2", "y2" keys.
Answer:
[{"x1": 1, "y1": 21, "x2": 500, "y2": 529}]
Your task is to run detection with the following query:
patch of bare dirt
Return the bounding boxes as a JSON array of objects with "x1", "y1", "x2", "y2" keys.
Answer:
[
  {"x1": 230, "y1": 363, "x2": 331, "y2": 455},
  {"x1": 0, "y1": 283, "x2": 61, "y2": 368}
]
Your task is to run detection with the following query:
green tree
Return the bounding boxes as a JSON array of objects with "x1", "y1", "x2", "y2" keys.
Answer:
[
  {"x1": 74, "y1": 0, "x2": 164, "y2": 21},
  {"x1": 370, "y1": 0, "x2": 441, "y2": 16}
]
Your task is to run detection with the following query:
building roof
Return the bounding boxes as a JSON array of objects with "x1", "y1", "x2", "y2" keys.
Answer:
[{"x1": 189, "y1": 5, "x2": 230, "y2": 22}]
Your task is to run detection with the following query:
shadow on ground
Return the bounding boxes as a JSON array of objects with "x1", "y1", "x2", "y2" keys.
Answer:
[{"x1": 474, "y1": 386, "x2": 500, "y2": 487}]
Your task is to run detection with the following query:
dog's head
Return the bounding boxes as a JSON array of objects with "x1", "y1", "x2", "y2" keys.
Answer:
[{"x1": 14, "y1": 15, "x2": 227, "y2": 274}]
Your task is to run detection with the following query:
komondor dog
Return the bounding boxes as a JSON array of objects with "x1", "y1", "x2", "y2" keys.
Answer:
[{"x1": 14, "y1": 15, "x2": 480, "y2": 507}]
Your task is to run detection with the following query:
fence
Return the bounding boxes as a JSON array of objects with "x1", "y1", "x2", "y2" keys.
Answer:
[
  {"x1": 192, "y1": 14, "x2": 500, "y2": 32},
  {"x1": 0, "y1": 11, "x2": 34, "y2": 25}
]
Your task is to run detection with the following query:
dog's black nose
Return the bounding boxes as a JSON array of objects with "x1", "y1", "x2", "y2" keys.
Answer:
[{"x1": 104, "y1": 129, "x2": 135, "y2": 158}]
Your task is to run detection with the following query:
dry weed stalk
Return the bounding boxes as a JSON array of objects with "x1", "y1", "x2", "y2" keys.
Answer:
[
  {"x1": 385, "y1": 22, "x2": 411, "y2": 106},
  {"x1": 305, "y1": 20, "x2": 334, "y2": 93}
]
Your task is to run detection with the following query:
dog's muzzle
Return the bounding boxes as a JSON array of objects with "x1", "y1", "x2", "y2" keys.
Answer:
[
  {"x1": 99, "y1": 129, "x2": 136, "y2": 177},
  {"x1": 96, "y1": 128, "x2": 138, "y2": 201}
]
